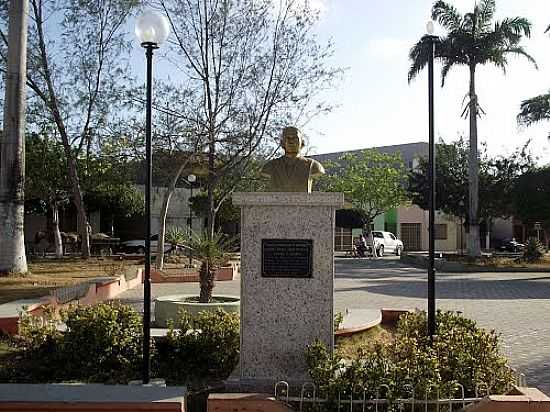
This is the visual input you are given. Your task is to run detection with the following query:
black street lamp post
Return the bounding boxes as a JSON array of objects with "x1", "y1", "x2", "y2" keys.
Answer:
[
  {"x1": 426, "y1": 21, "x2": 438, "y2": 338},
  {"x1": 135, "y1": 10, "x2": 170, "y2": 384},
  {"x1": 187, "y1": 174, "x2": 196, "y2": 267}
]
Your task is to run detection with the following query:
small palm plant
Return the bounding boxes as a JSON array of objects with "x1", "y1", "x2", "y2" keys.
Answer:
[
  {"x1": 522, "y1": 238, "x2": 545, "y2": 263},
  {"x1": 166, "y1": 226, "x2": 187, "y2": 251},
  {"x1": 186, "y1": 230, "x2": 235, "y2": 303}
]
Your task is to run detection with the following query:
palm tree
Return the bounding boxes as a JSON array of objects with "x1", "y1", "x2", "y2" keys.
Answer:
[
  {"x1": 408, "y1": 0, "x2": 536, "y2": 257},
  {"x1": 518, "y1": 92, "x2": 550, "y2": 138},
  {"x1": 517, "y1": 25, "x2": 550, "y2": 137},
  {"x1": 186, "y1": 231, "x2": 235, "y2": 303},
  {"x1": 0, "y1": 0, "x2": 29, "y2": 274}
]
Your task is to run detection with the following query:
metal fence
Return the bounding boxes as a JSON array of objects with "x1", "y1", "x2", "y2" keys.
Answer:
[{"x1": 273, "y1": 371, "x2": 527, "y2": 412}]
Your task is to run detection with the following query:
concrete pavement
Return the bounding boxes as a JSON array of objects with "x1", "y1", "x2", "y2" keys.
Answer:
[{"x1": 114, "y1": 257, "x2": 550, "y2": 393}]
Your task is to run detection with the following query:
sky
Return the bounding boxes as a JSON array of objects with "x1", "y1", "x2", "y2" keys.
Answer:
[
  {"x1": 128, "y1": 0, "x2": 550, "y2": 164},
  {"x1": 299, "y1": 0, "x2": 550, "y2": 164}
]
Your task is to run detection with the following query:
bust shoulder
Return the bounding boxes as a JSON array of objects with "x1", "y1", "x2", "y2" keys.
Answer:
[{"x1": 306, "y1": 157, "x2": 325, "y2": 176}]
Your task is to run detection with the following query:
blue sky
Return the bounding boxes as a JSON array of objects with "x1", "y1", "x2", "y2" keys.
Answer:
[
  {"x1": 302, "y1": 0, "x2": 550, "y2": 164},
  {"x1": 131, "y1": 0, "x2": 550, "y2": 164}
]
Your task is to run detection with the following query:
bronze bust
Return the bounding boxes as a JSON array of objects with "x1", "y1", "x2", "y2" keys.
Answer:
[{"x1": 261, "y1": 127, "x2": 325, "y2": 192}]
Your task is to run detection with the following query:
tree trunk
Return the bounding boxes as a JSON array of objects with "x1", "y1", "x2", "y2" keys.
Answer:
[
  {"x1": 156, "y1": 160, "x2": 191, "y2": 270},
  {"x1": 51, "y1": 202, "x2": 63, "y2": 258},
  {"x1": 0, "y1": 0, "x2": 29, "y2": 274},
  {"x1": 199, "y1": 260, "x2": 215, "y2": 303},
  {"x1": 364, "y1": 219, "x2": 376, "y2": 258},
  {"x1": 467, "y1": 64, "x2": 481, "y2": 257}
]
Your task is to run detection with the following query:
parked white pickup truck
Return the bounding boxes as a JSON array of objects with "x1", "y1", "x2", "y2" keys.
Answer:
[{"x1": 372, "y1": 231, "x2": 404, "y2": 256}]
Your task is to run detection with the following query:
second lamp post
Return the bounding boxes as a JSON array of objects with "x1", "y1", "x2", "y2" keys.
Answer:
[{"x1": 426, "y1": 20, "x2": 438, "y2": 339}]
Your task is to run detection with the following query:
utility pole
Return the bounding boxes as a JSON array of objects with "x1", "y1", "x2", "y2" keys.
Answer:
[{"x1": 0, "y1": 0, "x2": 30, "y2": 274}]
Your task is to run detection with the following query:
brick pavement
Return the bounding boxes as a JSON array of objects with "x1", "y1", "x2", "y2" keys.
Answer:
[{"x1": 115, "y1": 257, "x2": 550, "y2": 393}]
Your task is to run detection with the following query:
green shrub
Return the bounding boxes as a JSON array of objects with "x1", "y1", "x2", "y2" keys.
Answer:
[
  {"x1": 59, "y1": 302, "x2": 144, "y2": 383},
  {"x1": 7, "y1": 308, "x2": 64, "y2": 382},
  {"x1": 5, "y1": 303, "x2": 144, "y2": 384},
  {"x1": 521, "y1": 238, "x2": 545, "y2": 263},
  {"x1": 155, "y1": 309, "x2": 239, "y2": 385},
  {"x1": 306, "y1": 310, "x2": 514, "y2": 408}
]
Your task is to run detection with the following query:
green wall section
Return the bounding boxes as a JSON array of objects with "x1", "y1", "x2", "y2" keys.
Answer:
[
  {"x1": 385, "y1": 208, "x2": 397, "y2": 225},
  {"x1": 350, "y1": 209, "x2": 396, "y2": 236},
  {"x1": 373, "y1": 214, "x2": 384, "y2": 230}
]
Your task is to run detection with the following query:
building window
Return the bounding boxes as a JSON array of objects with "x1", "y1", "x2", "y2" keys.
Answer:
[{"x1": 435, "y1": 224, "x2": 447, "y2": 240}]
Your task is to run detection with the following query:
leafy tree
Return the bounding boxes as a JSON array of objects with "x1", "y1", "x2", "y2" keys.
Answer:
[
  {"x1": 25, "y1": 132, "x2": 70, "y2": 257},
  {"x1": 513, "y1": 167, "x2": 550, "y2": 242},
  {"x1": 1, "y1": 0, "x2": 139, "y2": 258},
  {"x1": 408, "y1": 140, "x2": 468, "y2": 220},
  {"x1": 408, "y1": 0, "x2": 536, "y2": 256},
  {"x1": 82, "y1": 154, "x2": 144, "y2": 237},
  {"x1": 157, "y1": 0, "x2": 342, "y2": 240},
  {"x1": 408, "y1": 139, "x2": 534, "y2": 240},
  {"x1": 322, "y1": 149, "x2": 408, "y2": 237}
]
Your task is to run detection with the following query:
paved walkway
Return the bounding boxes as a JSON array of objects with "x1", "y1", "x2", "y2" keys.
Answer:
[{"x1": 115, "y1": 257, "x2": 550, "y2": 393}]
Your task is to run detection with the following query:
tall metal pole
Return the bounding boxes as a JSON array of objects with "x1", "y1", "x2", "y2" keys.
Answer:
[
  {"x1": 427, "y1": 35, "x2": 437, "y2": 338},
  {"x1": 142, "y1": 41, "x2": 157, "y2": 384},
  {"x1": 188, "y1": 185, "x2": 193, "y2": 266}
]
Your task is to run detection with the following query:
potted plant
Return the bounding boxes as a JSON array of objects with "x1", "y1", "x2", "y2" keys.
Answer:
[{"x1": 154, "y1": 231, "x2": 240, "y2": 326}]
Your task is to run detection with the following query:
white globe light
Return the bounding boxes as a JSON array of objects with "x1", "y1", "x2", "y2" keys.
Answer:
[
  {"x1": 188, "y1": 174, "x2": 197, "y2": 183},
  {"x1": 426, "y1": 20, "x2": 435, "y2": 35},
  {"x1": 135, "y1": 10, "x2": 170, "y2": 46}
]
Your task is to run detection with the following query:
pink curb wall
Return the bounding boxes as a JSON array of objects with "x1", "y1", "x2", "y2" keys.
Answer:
[
  {"x1": 0, "y1": 269, "x2": 144, "y2": 335},
  {"x1": 208, "y1": 393, "x2": 292, "y2": 412}
]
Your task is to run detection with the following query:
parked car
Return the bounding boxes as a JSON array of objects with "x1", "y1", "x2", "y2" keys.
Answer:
[
  {"x1": 121, "y1": 234, "x2": 177, "y2": 254},
  {"x1": 372, "y1": 231, "x2": 404, "y2": 256},
  {"x1": 497, "y1": 238, "x2": 525, "y2": 253}
]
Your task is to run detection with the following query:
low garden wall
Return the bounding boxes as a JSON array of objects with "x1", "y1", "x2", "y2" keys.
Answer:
[
  {"x1": 0, "y1": 383, "x2": 186, "y2": 412},
  {"x1": 400, "y1": 253, "x2": 549, "y2": 272},
  {"x1": 151, "y1": 262, "x2": 239, "y2": 283},
  {"x1": 0, "y1": 269, "x2": 143, "y2": 335}
]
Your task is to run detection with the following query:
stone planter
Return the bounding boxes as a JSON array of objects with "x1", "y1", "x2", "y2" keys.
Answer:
[{"x1": 154, "y1": 294, "x2": 240, "y2": 327}]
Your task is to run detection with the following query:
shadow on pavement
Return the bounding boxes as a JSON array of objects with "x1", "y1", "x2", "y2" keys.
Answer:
[{"x1": 337, "y1": 276, "x2": 550, "y2": 300}]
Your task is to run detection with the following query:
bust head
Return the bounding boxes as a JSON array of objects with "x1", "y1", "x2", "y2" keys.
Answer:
[{"x1": 281, "y1": 127, "x2": 304, "y2": 158}]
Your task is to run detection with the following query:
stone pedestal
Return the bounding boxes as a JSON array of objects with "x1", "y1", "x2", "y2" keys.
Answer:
[{"x1": 232, "y1": 192, "x2": 344, "y2": 388}]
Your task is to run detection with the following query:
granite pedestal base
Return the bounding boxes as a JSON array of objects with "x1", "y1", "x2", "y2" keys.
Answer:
[{"x1": 232, "y1": 192, "x2": 343, "y2": 390}]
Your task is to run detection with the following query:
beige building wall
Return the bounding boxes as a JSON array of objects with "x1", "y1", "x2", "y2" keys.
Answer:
[{"x1": 397, "y1": 204, "x2": 463, "y2": 252}]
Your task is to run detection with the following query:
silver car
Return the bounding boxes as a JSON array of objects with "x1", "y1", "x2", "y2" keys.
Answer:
[{"x1": 372, "y1": 231, "x2": 404, "y2": 256}]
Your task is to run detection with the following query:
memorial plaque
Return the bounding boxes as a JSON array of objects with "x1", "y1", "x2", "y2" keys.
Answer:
[{"x1": 262, "y1": 239, "x2": 313, "y2": 278}]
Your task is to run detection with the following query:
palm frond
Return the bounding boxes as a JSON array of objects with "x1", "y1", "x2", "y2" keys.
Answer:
[
  {"x1": 407, "y1": 38, "x2": 431, "y2": 83},
  {"x1": 440, "y1": 59, "x2": 457, "y2": 86},
  {"x1": 504, "y1": 46, "x2": 537, "y2": 69},
  {"x1": 495, "y1": 17, "x2": 532, "y2": 40},
  {"x1": 478, "y1": 0, "x2": 496, "y2": 30},
  {"x1": 518, "y1": 92, "x2": 550, "y2": 126},
  {"x1": 432, "y1": 0, "x2": 463, "y2": 32}
]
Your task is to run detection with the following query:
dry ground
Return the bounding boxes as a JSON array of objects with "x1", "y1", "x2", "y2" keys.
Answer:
[
  {"x1": 0, "y1": 258, "x2": 141, "y2": 304},
  {"x1": 445, "y1": 254, "x2": 550, "y2": 269}
]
